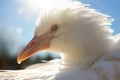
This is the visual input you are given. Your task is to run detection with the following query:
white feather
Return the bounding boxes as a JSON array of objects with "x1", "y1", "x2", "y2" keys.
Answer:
[
  {"x1": 34, "y1": 0, "x2": 115, "y2": 70},
  {"x1": 0, "y1": 0, "x2": 120, "y2": 80},
  {"x1": 34, "y1": 0, "x2": 120, "y2": 79}
]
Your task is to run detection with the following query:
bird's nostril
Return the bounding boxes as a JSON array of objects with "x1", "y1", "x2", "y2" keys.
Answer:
[{"x1": 28, "y1": 41, "x2": 35, "y2": 47}]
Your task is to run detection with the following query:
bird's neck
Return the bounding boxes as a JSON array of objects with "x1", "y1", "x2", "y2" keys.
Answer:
[
  {"x1": 60, "y1": 22, "x2": 113, "y2": 70},
  {"x1": 61, "y1": 50, "x2": 102, "y2": 71},
  {"x1": 60, "y1": 34, "x2": 110, "y2": 70}
]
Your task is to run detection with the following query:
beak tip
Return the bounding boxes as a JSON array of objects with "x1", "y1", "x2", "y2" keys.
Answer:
[
  {"x1": 17, "y1": 56, "x2": 22, "y2": 64},
  {"x1": 17, "y1": 60, "x2": 22, "y2": 64}
]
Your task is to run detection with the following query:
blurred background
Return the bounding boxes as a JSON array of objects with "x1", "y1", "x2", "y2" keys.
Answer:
[
  {"x1": 0, "y1": 0, "x2": 120, "y2": 70},
  {"x1": 0, "y1": 26, "x2": 61, "y2": 70}
]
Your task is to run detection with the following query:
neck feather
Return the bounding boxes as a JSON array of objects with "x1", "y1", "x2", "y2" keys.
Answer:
[{"x1": 60, "y1": 19, "x2": 113, "y2": 70}]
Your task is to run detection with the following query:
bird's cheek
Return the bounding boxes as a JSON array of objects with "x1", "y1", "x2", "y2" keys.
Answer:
[{"x1": 50, "y1": 37, "x2": 62, "y2": 52}]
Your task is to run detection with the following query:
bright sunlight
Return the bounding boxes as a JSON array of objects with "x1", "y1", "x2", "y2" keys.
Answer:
[{"x1": 20, "y1": 0, "x2": 58, "y2": 13}]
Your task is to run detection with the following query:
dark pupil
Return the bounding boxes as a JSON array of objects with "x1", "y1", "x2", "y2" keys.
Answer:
[{"x1": 51, "y1": 24, "x2": 58, "y2": 31}]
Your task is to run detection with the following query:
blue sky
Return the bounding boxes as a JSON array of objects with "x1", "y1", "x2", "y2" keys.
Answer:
[{"x1": 0, "y1": 0, "x2": 120, "y2": 45}]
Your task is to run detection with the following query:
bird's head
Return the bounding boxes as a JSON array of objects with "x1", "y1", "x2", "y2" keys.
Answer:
[
  {"x1": 17, "y1": 0, "x2": 76, "y2": 64},
  {"x1": 17, "y1": 0, "x2": 113, "y2": 64}
]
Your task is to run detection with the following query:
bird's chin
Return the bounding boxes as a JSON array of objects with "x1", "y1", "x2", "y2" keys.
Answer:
[{"x1": 44, "y1": 48, "x2": 56, "y2": 53}]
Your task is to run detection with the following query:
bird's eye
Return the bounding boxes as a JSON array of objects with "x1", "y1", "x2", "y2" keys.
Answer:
[{"x1": 51, "y1": 24, "x2": 58, "y2": 32}]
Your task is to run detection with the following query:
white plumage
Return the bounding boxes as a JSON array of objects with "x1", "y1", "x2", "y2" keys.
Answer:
[{"x1": 1, "y1": 0, "x2": 120, "y2": 80}]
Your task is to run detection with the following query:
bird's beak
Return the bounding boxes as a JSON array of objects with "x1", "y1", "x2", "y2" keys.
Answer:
[{"x1": 17, "y1": 31, "x2": 54, "y2": 64}]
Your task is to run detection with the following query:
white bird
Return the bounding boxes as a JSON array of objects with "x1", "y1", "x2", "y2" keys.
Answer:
[{"x1": 1, "y1": 0, "x2": 120, "y2": 80}]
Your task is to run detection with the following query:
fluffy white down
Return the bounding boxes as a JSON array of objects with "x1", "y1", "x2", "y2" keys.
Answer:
[
  {"x1": 35, "y1": 0, "x2": 116, "y2": 70},
  {"x1": 0, "y1": 0, "x2": 120, "y2": 80}
]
